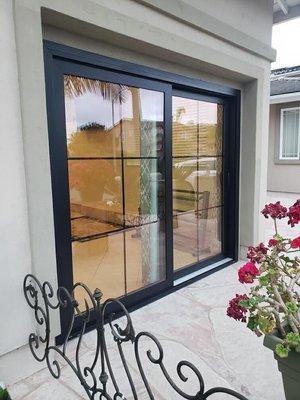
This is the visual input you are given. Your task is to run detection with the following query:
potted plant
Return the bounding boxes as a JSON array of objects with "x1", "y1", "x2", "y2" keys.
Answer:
[
  {"x1": 0, "y1": 382, "x2": 11, "y2": 400},
  {"x1": 227, "y1": 199, "x2": 300, "y2": 400}
]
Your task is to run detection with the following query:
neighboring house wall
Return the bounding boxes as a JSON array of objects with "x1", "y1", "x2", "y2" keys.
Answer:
[
  {"x1": 0, "y1": 0, "x2": 274, "y2": 384},
  {"x1": 268, "y1": 101, "x2": 300, "y2": 193}
]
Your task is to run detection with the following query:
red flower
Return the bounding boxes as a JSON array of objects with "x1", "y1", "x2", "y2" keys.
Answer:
[
  {"x1": 288, "y1": 200, "x2": 300, "y2": 227},
  {"x1": 238, "y1": 262, "x2": 260, "y2": 284},
  {"x1": 227, "y1": 294, "x2": 248, "y2": 322},
  {"x1": 261, "y1": 202, "x2": 287, "y2": 219},
  {"x1": 247, "y1": 243, "x2": 268, "y2": 263},
  {"x1": 268, "y1": 238, "x2": 278, "y2": 247},
  {"x1": 291, "y1": 236, "x2": 300, "y2": 249}
]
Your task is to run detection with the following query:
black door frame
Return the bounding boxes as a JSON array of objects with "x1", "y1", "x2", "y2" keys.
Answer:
[{"x1": 44, "y1": 40, "x2": 240, "y2": 341}]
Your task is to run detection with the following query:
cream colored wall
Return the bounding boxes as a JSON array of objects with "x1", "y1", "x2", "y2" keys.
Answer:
[
  {"x1": 0, "y1": 0, "x2": 274, "y2": 384},
  {"x1": 268, "y1": 102, "x2": 300, "y2": 194},
  {"x1": 0, "y1": 0, "x2": 40, "y2": 383},
  {"x1": 183, "y1": 0, "x2": 274, "y2": 45}
]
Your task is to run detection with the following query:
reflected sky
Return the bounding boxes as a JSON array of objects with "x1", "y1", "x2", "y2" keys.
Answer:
[{"x1": 65, "y1": 87, "x2": 164, "y2": 139}]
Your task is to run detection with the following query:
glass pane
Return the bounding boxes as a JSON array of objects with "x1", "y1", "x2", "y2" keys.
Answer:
[
  {"x1": 282, "y1": 109, "x2": 300, "y2": 159},
  {"x1": 173, "y1": 157, "x2": 222, "y2": 212},
  {"x1": 198, "y1": 206, "x2": 222, "y2": 261},
  {"x1": 64, "y1": 75, "x2": 166, "y2": 298},
  {"x1": 173, "y1": 212, "x2": 198, "y2": 270},
  {"x1": 125, "y1": 222, "x2": 165, "y2": 292},
  {"x1": 172, "y1": 96, "x2": 223, "y2": 271},
  {"x1": 172, "y1": 96, "x2": 223, "y2": 157},
  {"x1": 72, "y1": 233, "x2": 125, "y2": 302},
  {"x1": 65, "y1": 76, "x2": 123, "y2": 158},
  {"x1": 122, "y1": 88, "x2": 164, "y2": 158},
  {"x1": 123, "y1": 159, "x2": 164, "y2": 220},
  {"x1": 68, "y1": 159, "x2": 123, "y2": 230}
]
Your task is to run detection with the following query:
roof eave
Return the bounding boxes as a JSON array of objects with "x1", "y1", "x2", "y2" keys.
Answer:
[{"x1": 270, "y1": 91, "x2": 300, "y2": 104}]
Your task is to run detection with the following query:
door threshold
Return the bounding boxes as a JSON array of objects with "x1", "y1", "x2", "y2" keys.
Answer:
[{"x1": 173, "y1": 257, "x2": 233, "y2": 286}]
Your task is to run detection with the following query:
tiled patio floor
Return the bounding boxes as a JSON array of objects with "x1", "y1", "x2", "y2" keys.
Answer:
[{"x1": 8, "y1": 191, "x2": 300, "y2": 400}]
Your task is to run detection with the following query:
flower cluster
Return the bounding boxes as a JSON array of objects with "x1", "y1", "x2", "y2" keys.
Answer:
[
  {"x1": 227, "y1": 294, "x2": 248, "y2": 322},
  {"x1": 268, "y1": 238, "x2": 278, "y2": 247},
  {"x1": 227, "y1": 199, "x2": 300, "y2": 358},
  {"x1": 261, "y1": 201, "x2": 287, "y2": 219},
  {"x1": 288, "y1": 200, "x2": 300, "y2": 227},
  {"x1": 238, "y1": 262, "x2": 260, "y2": 283},
  {"x1": 291, "y1": 236, "x2": 300, "y2": 249},
  {"x1": 247, "y1": 243, "x2": 267, "y2": 263}
]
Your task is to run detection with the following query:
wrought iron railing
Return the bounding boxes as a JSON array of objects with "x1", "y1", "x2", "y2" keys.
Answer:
[{"x1": 23, "y1": 274, "x2": 248, "y2": 400}]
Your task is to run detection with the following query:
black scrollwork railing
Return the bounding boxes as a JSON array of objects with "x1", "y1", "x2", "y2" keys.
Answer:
[{"x1": 23, "y1": 274, "x2": 248, "y2": 400}]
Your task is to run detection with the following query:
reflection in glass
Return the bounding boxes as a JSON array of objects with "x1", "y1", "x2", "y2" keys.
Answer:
[
  {"x1": 172, "y1": 96, "x2": 223, "y2": 270},
  {"x1": 172, "y1": 97, "x2": 223, "y2": 157},
  {"x1": 64, "y1": 75, "x2": 165, "y2": 300},
  {"x1": 72, "y1": 234, "x2": 125, "y2": 300},
  {"x1": 125, "y1": 223, "x2": 165, "y2": 293}
]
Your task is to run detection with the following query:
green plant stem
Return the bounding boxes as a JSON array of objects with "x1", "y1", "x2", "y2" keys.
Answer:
[
  {"x1": 273, "y1": 218, "x2": 278, "y2": 235},
  {"x1": 272, "y1": 284, "x2": 300, "y2": 333},
  {"x1": 257, "y1": 303, "x2": 286, "y2": 337}
]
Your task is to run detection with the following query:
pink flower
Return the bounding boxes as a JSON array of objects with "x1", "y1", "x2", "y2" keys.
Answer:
[
  {"x1": 247, "y1": 243, "x2": 268, "y2": 263},
  {"x1": 291, "y1": 236, "x2": 300, "y2": 249},
  {"x1": 268, "y1": 238, "x2": 278, "y2": 247},
  {"x1": 238, "y1": 262, "x2": 260, "y2": 284},
  {"x1": 288, "y1": 200, "x2": 300, "y2": 227},
  {"x1": 261, "y1": 202, "x2": 287, "y2": 220},
  {"x1": 227, "y1": 294, "x2": 248, "y2": 322}
]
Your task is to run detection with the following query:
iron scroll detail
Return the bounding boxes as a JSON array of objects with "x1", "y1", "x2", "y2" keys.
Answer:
[{"x1": 23, "y1": 274, "x2": 248, "y2": 400}]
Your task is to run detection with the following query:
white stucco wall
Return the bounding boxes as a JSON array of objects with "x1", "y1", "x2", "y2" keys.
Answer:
[{"x1": 0, "y1": 0, "x2": 274, "y2": 384}]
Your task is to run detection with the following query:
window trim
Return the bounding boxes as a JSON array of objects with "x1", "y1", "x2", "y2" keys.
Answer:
[{"x1": 279, "y1": 106, "x2": 300, "y2": 161}]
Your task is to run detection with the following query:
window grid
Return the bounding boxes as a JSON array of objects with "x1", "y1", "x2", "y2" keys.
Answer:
[{"x1": 279, "y1": 107, "x2": 300, "y2": 160}]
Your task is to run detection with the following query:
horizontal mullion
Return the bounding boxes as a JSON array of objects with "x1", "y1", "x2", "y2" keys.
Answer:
[
  {"x1": 172, "y1": 154, "x2": 223, "y2": 159},
  {"x1": 72, "y1": 218, "x2": 161, "y2": 243},
  {"x1": 68, "y1": 156, "x2": 162, "y2": 160},
  {"x1": 72, "y1": 227, "x2": 124, "y2": 242},
  {"x1": 173, "y1": 189, "x2": 218, "y2": 194},
  {"x1": 173, "y1": 204, "x2": 224, "y2": 215}
]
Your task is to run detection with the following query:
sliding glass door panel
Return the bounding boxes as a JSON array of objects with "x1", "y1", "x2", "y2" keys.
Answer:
[
  {"x1": 172, "y1": 95, "x2": 224, "y2": 271},
  {"x1": 64, "y1": 74, "x2": 166, "y2": 300}
]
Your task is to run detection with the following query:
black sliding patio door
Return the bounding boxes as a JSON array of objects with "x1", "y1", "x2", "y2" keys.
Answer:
[{"x1": 44, "y1": 41, "x2": 239, "y2": 338}]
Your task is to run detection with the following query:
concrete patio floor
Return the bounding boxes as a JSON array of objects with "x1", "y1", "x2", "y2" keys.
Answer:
[{"x1": 8, "y1": 191, "x2": 300, "y2": 400}]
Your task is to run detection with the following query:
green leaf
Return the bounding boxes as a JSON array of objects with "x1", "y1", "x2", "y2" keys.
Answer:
[
  {"x1": 247, "y1": 316, "x2": 259, "y2": 331},
  {"x1": 239, "y1": 297, "x2": 261, "y2": 309},
  {"x1": 249, "y1": 297, "x2": 262, "y2": 307},
  {"x1": 239, "y1": 299, "x2": 251, "y2": 308},
  {"x1": 258, "y1": 316, "x2": 276, "y2": 334},
  {"x1": 258, "y1": 275, "x2": 269, "y2": 286},
  {"x1": 286, "y1": 332, "x2": 300, "y2": 346},
  {"x1": 286, "y1": 302, "x2": 298, "y2": 313},
  {"x1": 0, "y1": 388, "x2": 9, "y2": 400},
  {"x1": 275, "y1": 343, "x2": 290, "y2": 358},
  {"x1": 268, "y1": 268, "x2": 277, "y2": 275}
]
